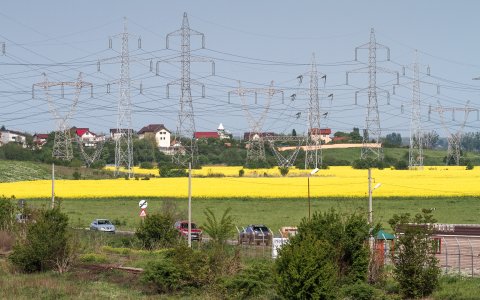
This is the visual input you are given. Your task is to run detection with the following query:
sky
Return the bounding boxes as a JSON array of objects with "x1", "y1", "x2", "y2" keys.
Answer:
[{"x1": 1, "y1": 0, "x2": 480, "y2": 138}]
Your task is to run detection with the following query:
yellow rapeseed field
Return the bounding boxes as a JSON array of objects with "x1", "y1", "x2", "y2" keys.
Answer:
[{"x1": 1, "y1": 166, "x2": 479, "y2": 199}]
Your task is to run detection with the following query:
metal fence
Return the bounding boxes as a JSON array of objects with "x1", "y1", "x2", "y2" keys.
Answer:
[{"x1": 437, "y1": 236, "x2": 480, "y2": 277}]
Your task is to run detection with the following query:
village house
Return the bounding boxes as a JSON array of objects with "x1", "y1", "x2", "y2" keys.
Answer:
[
  {"x1": 109, "y1": 128, "x2": 135, "y2": 141},
  {"x1": 194, "y1": 123, "x2": 231, "y2": 140},
  {"x1": 73, "y1": 127, "x2": 97, "y2": 147},
  {"x1": 309, "y1": 128, "x2": 332, "y2": 143},
  {"x1": 137, "y1": 124, "x2": 171, "y2": 148},
  {"x1": 0, "y1": 128, "x2": 27, "y2": 147},
  {"x1": 243, "y1": 132, "x2": 275, "y2": 141},
  {"x1": 33, "y1": 133, "x2": 49, "y2": 148}
]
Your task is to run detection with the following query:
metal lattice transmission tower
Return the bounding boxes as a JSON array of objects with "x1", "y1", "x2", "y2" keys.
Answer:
[
  {"x1": 114, "y1": 18, "x2": 134, "y2": 178},
  {"x1": 409, "y1": 50, "x2": 423, "y2": 169},
  {"x1": 305, "y1": 53, "x2": 323, "y2": 169},
  {"x1": 346, "y1": 28, "x2": 399, "y2": 161},
  {"x1": 166, "y1": 13, "x2": 214, "y2": 167},
  {"x1": 33, "y1": 73, "x2": 92, "y2": 161},
  {"x1": 229, "y1": 81, "x2": 283, "y2": 165},
  {"x1": 431, "y1": 101, "x2": 478, "y2": 165}
]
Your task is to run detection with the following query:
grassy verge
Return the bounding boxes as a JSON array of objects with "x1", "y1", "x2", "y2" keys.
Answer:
[{"x1": 19, "y1": 196, "x2": 480, "y2": 233}]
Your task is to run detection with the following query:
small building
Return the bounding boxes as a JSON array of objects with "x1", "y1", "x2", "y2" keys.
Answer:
[
  {"x1": 309, "y1": 128, "x2": 332, "y2": 143},
  {"x1": 74, "y1": 128, "x2": 97, "y2": 147},
  {"x1": 138, "y1": 124, "x2": 171, "y2": 148},
  {"x1": 243, "y1": 132, "x2": 275, "y2": 141},
  {"x1": 0, "y1": 129, "x2": 27, "y2": 147},
  {"x1": 194, "y1": 132, "x2": 219, "y2": 139},
  {"x1": 217, "y1": 123, "x2": 231, "y2": 140},
  {"x1": 109, "y1": 128, "x2": 135, "y2": 141},
  {"x1": 33, "y1": 133, "x2": 49, "y2": 148}
]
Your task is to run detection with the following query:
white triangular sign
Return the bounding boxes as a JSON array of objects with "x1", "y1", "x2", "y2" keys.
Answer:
[{"x1": 140, "y1": 209, "x2": 147, "y2": 217}]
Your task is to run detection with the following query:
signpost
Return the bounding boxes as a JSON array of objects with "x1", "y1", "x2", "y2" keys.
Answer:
[{"x1": 139, "y1": 199, "x2": 148, "y2": 219}]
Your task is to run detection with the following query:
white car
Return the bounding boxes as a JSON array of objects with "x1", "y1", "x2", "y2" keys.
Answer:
[{"x1": 90, "y1": 219, "x2": 116, "y2": 233}]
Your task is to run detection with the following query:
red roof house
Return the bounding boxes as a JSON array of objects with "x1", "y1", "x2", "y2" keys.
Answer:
[{"x1": 194, "y1": 132, "x2": 219, "y2": 139}]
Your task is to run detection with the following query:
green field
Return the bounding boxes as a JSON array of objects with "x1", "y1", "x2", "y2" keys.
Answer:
[{"x1": 20, "y1": 196, "x2": 480, "y2": 233}]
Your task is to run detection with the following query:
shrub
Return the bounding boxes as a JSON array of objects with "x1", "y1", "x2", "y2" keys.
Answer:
[
  {"x1": 142, "y1": 245, "x2": 211, "y2": 292},
  {"x1": 72, "y1": 170, "x2": 81, "y2": 180},
  {"x1": 389, "y1": 209, "x2": 441, "y2": 299},
  {"x1": 202, "y1": 208, "x2": 235, "y2": 248},
  {"x1": 79, "y1": 253, "x2": 108, "y2": 263},
  {"x1": 140, "y1": 161, "x2": 153, "y2": 169},
  {"x1": 0, "y1": 230, "x2": 14, "y2": 252},
  {"x1": 9, "y1": 207, "x2": 73, "y2": 273},
  {"x1": 276, "y1": 235, "x2": 338, "y2": 299},
  {"x1": 394, "y1": 160, "x2": 408, "y2": 170},
  {"x1": 223, "y1": 261, "x2": 277, "y2": 299},
  {"x1": 0, "y1": 196, "x2": 15, "y2": 231},
  {"x1": 342, "y1": 281, "x2": 376, "y2": 300},
  {"x1": 466, "y1": 161, "x2": 474, "y2": 170},
  {"x1": 238, "y1": 169, "x2": 245, "y2": 177},
  {"x1": 278, "y1": 166, "x2": 289, "y2": 176},
  {"x1": 135, "y1": 211, "x2": 178, "y2": 249}
]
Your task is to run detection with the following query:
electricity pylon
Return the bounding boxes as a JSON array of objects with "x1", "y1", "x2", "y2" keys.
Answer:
[
  {"x1": 305, "y1": 53, "x2": 324, "y2": 169},
  {"x1": 229, "y1": 81, "x2": 283, "y2": 165},
  {"x1": 114, "y1": 18, "x2": 134, "y2": 178},
  {"x1": 346, "y1": 28, "x2": 399, "y2": 161},
  {"x1": 33, "y1": 72, "x2": 92, "y2": 161},
  {"x1": 409, "y1": 50, "x2": 423, "y2": 169},
  {"x1": 431, "y1": 101, "x2": 478, "y2": 165},
  {"x1": 166, "y1": 12, "x2": 214, "y2": 168}
]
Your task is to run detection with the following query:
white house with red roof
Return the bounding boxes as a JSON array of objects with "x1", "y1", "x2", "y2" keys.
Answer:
[
  {"x1": 73, "y1": 127, "x2": 97, "y2": 147},
  {"x1": 308, "y1": 128, "x2": 332, "y2": 143},
  {"x1": 138, "y1": 124, "x2": 171, "y2": 148},
  {"x1": 33, "y1": 133, "x2": 49, "y2": 148},
  {"x1": 194, "y1": 123, "x2": 230, "y2": 140}
]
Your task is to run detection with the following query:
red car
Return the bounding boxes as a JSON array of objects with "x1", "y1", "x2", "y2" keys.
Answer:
[{"x1": 174, "y1": 220, "x2": 203, "y2": 241}]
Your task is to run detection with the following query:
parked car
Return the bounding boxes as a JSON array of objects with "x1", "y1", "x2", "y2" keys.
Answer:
[
  {"x1": 174, "y1": 220, "x2": 203, "y2": 241},
  {"x1": 90, "y1": 219, "x2": 116, "y2": 233},
  {"x1": 238, "y1": 224, "x2": 272, "y2": 245}
]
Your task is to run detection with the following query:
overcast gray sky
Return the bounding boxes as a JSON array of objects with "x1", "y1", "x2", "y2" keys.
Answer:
[{"x1": 1, "y1": 0, "x2": 480, "y2": 137}]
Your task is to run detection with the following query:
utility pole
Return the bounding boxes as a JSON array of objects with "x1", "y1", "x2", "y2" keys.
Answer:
[
  {"x1": 114, "y1": 18, "x2": 134, "y2": 178},
  {"x1": 166, "y1": 12, "x2": 214, "y2": 168},
  {"x1": 51, "y1": 163, "x2": 55, "y2": 208},
  {"x1": 409, "y1": 50, "x2": 423, "y2": 169},
  {"x1": 33, "y1": 73, "x2": 92, "y2": 161},
  {"x1": 346, "y1": 28, "x2": 399, "y2": 162},
  {"x1": 188, "y1": 162, "x2": 192, "y2": 248},
  {"x1": 229, "y1": 81, "x2": 283, "y2": 165}
]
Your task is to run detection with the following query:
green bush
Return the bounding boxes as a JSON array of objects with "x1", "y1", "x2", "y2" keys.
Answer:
[
  {"x1": 135, "y1": 212, "x2": 178, "y2": 249},
  {"x1": 79, "y1": 253, "x2": 108, "y2": 263},
  {"x1": 394, "y1": 160, "x2": 408, "y2": 170},
  {"x1": 276, "y1": 235, "x2": 338, "y2": 299},
  {"x1": 9, "y1": 207, "x2": 72, "y2": 273},
  {"x1": 223, "y1": 261, "x2": 277, "y2": 299},
  {"x1": 238, "y1": 169, "x2": 245, "y2": 177},
  {"x1": 389, "y1": 209, "x2": 441, "y2": 299},
  {"x1": 72, "y1": 170, "x2": 81, "y2": 180},
  {"x1": 0, "y1": 196, "x2": 15, "y2": 231},
  {"x1": 342, "y1": 281, "x2": 376, "y2": 300},
  {"x1": 466, "y1": 161, "x2": 474, "y2": 170},
  {"x1": 140, "y1": 161, "x2": 153, "y2": 169},
  {"x1": 142, "y1": 245, "x2": 211, "y2": 293},
  {"x1": 278, "y1": 166, "x2": 289, "y2": 176}
]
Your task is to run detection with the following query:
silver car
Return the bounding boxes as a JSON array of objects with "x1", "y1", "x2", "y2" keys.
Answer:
[{"x1": 90, "y1": 219, "x2": 116, "y2": 233}]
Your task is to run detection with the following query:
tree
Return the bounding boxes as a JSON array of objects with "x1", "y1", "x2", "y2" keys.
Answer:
[
  {"x1": 202, "y1": 208, "x2": 235, "y2": 248},
  {"x1": 422, "y1": 130, "x2": 439, "y2": 150},
  {"x1": 292, "y1": 129, "x2": 297, "y2": 136},
  {"x1": 276, "y1": 210, "x2": 372, "y2": 298},
  {"x1": 135, "y1": 211, "x2": 179, "y2": 249},
  {"x1": 389, "y1": 209, "x2": 441, "y2": 299},
  {"x1": 383, "y1": 132, "x2": 402, "y2": 148},
  {"x1": 9, "y1": 207, "x2": 73, "y2": 273}
]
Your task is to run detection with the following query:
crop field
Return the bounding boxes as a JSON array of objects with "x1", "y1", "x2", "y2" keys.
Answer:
[{"x1": 2, "y1": 166, "x2": 480, "y2": 199}]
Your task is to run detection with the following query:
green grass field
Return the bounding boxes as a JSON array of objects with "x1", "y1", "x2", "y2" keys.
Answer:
[{"x1": 21, "y1": 196, "x2": 480, "y2": 233}]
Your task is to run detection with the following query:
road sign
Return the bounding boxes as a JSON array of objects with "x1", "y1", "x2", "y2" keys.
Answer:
[
  {"x1": 138, "y1": 199, "x2": 148, "y2": 209},
  {"x1": 140, "y1": 209, "x2": 147, "y2": 217}
]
